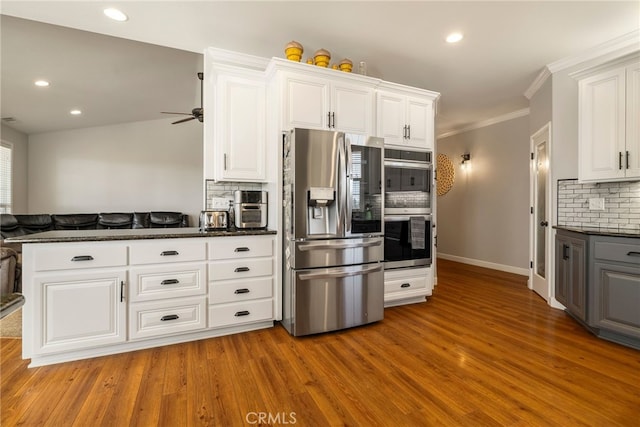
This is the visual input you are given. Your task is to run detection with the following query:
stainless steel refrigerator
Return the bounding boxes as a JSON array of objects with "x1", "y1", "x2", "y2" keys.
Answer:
[{"x1": 282, "y1": 128, "x2": 384, "y2": 336}]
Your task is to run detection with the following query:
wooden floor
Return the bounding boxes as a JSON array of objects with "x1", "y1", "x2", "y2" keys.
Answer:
[{"x1": 2, "y1": 259, "x2": 639, "y2": 426}]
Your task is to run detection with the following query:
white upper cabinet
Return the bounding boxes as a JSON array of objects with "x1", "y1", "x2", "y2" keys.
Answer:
[
  {"x1": 377, "y1": 87, "x2": 435, "y2": 150},
  {"x1": 576, "y1": 57, "x2": 640, "y2": 182},
  {"x1": 204, "y1": 49, "x2": 269, "y2": 182},
  {"x1": 281, "y1": 69, "x2": 374, "y2": 134}
]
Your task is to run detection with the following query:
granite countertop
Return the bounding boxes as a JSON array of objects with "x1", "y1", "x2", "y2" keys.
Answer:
[
  {"x1": 553, "y1": 225, "x2": 640, "y2": 238},
  {"x1": 5, "y1": 227, "x2": 277, "y2": 244}
]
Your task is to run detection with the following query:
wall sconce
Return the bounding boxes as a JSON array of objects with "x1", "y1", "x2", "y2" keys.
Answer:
[{"x1": 461, "y1": 153, "x2": 471, "y2": 171}]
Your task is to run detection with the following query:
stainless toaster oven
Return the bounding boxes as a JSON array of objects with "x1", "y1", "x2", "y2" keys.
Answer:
[{"x1": 233, "y1": 190, "x2": 267, "y2": 229}]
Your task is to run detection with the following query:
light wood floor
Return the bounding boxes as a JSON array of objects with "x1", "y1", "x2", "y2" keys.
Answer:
[{"x1": 2, "y1": 259, "x2": 639, "y2": 426}]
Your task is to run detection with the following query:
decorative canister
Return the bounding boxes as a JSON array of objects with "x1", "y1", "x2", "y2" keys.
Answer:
[
  {"x1": 313, "y1": 48, "x2": 331, "y2": 67},
  {"x1": 284, "y1": 41, "x2": 303, "y2": 62},
  {"x1": 338, "y1": 59, "x2": 353, "y2": 72}
]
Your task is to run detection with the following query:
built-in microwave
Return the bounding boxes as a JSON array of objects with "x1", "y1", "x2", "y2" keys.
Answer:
[{"x1": 384, "y1": 149, "x2": 432, "y2": 215}]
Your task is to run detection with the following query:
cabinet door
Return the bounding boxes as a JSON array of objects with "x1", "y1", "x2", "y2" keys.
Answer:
[
  {"x1": 555, "y1": 236, "x2": 569, "y2": 307},
  {"x1": 217, "y1": 74, "x2": 266, "y2": 181},
  {"x1": 376, "y1": 91, "x2": 406, "y2": 146},
  {"x1": 567, "y1": 239, "x2": 587, "y2": 322},
  {"x1": 406, "y1": 97, "x2": 434, "y2": 150},
  {"x1": 34, "y1": 270, "x2": 127, "y2": 355},
  {"x1": 626, "y1": 62, "x2": 640, "y2": 178},
  {"x1": 332, "y1": 82, "x2": 374, "y2": 134},
  {"x1": 592, "y1": 262, "x2": 640, "y2": 339},
  {"x1": 579, "y1": 68, "x2": 626, "y2": 181},
  {"x1": 283, "y1": 73, "x2": 329, "y2": 130}
]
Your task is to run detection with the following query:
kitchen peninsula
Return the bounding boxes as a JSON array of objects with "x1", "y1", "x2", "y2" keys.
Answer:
[{"x1": 7, "y1": 228, "x2": 277, "y2": 367}]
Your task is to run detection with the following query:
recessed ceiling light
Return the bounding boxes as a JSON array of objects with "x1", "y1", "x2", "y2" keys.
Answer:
[
  {"x1": 34, "y1": 80, "x2": 50, "y2": 87},
  {"x1": 104, "y1": 8, "x2": 128, "y2": 22},
  {"x1": 446, "y1": 32, "x2": 464, "y2": 43},
  {"x1": 70, "y1": 109, "x2": 82, "y2": 116}
]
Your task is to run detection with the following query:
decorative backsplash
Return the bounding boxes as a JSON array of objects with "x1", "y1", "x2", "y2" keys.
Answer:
[
  {"x1": 557, "y1": 179, "x2": 640, "y2": 231},
  {"x1": 205, "y1": 180, "x2": 263, "y2": 210}
]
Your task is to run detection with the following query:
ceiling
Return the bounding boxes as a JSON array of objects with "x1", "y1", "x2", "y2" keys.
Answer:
[{"x1": 1, "y1": 1, "x2": 639, "y2": 136}]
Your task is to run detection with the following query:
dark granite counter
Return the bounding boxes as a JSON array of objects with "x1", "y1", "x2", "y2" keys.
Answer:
[
  {"x1": 554, "y1": 225, "x2": 640, "y2": 238},
  {"x1": 5, "y1": 227, "x2": 277, "y2": 244}
]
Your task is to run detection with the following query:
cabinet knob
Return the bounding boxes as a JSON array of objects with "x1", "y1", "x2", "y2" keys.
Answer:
[{"x1": 540, "y1": 221, "x2": 548, "y2": 227}]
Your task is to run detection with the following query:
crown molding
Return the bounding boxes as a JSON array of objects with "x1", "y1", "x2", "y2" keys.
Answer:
[
  {"x1": 547, "y1": 29, "x2": 639, "y2": 73},
  {"x1": 524, "y1": 67, "x2": 551, "y2": 100},
  {"x1": 523, "y1": 29, "x2": 639, "y2": 99},
  {"x1": 437, "y1": 108, "x2": 530, "y2": 140}
]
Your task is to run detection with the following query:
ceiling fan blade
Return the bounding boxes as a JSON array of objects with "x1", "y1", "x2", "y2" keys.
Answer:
[
  {"x1": 161, "y1": 111, "x2": 192, "y2": 115},
  {"x1": 172, "y1": 116, "x2": 196, "y2": 124}
]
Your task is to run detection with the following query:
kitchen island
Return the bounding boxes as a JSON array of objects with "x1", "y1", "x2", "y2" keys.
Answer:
[
  {"x1": 554, "y1": 226, "x2": 640, "y2": 349},
  {"x1": 7, "y1": 227, "x2": 278, "y2": 367}
]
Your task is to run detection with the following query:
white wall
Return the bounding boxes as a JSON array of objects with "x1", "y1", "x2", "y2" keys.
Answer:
[
  {"x1": 1, "y1": 124, "x2": 29, "y2": 213},
  {"x1": 27, "y1": 118, "x2": 203, "y2": 224},
  {"x1": 436, "y1": 115, "x2": 530, "y2": 272}
]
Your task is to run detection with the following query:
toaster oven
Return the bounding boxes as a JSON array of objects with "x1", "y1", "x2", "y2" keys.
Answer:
[{"x1": 233, "y1": 190, "x2": 268, "y2": 229}]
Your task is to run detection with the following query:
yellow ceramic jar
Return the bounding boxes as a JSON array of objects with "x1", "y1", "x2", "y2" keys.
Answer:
[
  {"x1": 339, "y1": 58, "x2": 353, "y2": 73},
  {"x1": 314, "y1": 48, "x2": 331, "y2": 67},
  {"x1": 284, "y1": 41, "x2": 303, "y2": 62}
]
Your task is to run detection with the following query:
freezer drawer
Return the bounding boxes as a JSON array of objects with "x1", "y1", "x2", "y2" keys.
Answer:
[
  {"x1": 285, "y1": 263, "x2": 383, "y2": 336},
  {"x1": 292, "y1": 237, "x2": 383, "y2": 269}
]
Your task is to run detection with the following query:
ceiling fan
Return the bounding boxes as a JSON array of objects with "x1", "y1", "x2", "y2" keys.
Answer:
[{"x1": 161, "y1": 72, "x2": 204, "y2": 124}]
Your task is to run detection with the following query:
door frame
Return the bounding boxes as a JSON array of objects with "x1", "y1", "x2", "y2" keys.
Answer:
[{"x1": 529, "y1": 122, "x2": 552, "y2": 303}]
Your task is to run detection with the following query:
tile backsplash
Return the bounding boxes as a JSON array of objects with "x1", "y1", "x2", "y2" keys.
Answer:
[
  {"x1": 205, "y1": 180, "x2": 263, "y2": 210},
  {"x1": 557, "y1": 179, "x2": 640, "y2": 231}
]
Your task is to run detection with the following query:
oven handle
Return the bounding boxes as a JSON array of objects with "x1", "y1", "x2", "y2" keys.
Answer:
[
  {"x1": 384, "y1": 160, "x2": 432, "y2": 170},
  {"x1": 298, "y1": 264, "x2": 383, "y2": 280},
  {"x1": 385, "y1": 215, "x2": 432, "y2": 222}
]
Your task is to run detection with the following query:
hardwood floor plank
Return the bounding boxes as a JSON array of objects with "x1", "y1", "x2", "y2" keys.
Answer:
[{"x1": 2, "y1": 259, "x2": 639, "y2": 426}]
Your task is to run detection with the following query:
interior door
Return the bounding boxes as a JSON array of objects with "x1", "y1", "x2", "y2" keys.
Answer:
[{"x1": 530, "y1": 123, "x2": 551, "y2": 301}]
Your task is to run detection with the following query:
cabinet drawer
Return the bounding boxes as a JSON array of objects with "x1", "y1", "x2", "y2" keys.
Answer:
[
  {"x1": 209, "y1": 277, "x2": 273, "y2": 304},
  {"x1": 129, "y1": 264, "x2": 206, "y2": 302},
  {"x1": 209, "y1": 258, "x2": 273, "y2": 281},
  {"x1": 208, "y1": 299, "x2": 273, "y2": 328},
  {"x1": 209, "y1": 236, "x2": 273, "y2": 260},
  {"x1": 34, "y1": 244, "x2": 127, "y2": 271},
  {"x1": 129, "y1": 296, "x2": 206, "y2": 340},
  {"x1": 384, "y1": 274, "x2": 427, "y2": 294},
  {"x1": 130, "y1": 240, "x2": 206, "y2": 265},
  {"x1": 595, "y1": 241, "x2": 640, "y2": 264}
]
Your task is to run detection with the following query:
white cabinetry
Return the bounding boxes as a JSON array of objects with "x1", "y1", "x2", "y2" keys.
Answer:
[
  {"x1": 128, "y1": 240, "x2": 207, "y2": 340},
  {"x1": 204, "y1": 55, "x2": 267, "y2": 182},
  {"x1": 25, "y1": 242, "x2": 128, "y2": 356},
  {"x1": 384, "y1": 267, "x2": 433, "y2": 307},
  {"x1": 575, "y1": 57, "x2": 640, "y2": 182},
  {"x1": 208, "y1": 235, "x2": 275, "y2": 328},
  {"x1": 377, "y1": 86, "x2": 436, "y2": 150},
  {"x1": 281, "y1": 70, "x2": 374, "y2": 134}
]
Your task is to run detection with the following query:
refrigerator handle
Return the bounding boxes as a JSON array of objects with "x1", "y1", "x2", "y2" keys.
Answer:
[
  {"x1": 298, "y1": 263, "x2": 383, "y2": 280},
  {"x1": 345, "y1": 139, "x2": 352, "y2": 233},
  {"x1": 336, "y1": 133, "x2": 346, "y2": 236}
]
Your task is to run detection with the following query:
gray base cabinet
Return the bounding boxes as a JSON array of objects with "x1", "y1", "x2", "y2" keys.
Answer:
[
  {"x1": 555, "y1": 230, "x2": 587, "y2": 323},
  {"x1": 590, "y1": 237, "x2": 640, "y2": 342}
]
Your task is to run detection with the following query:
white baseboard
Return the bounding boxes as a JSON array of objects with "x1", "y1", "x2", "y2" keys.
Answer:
[{"x1": 437, "y1": 253, "x2": 529, "y2": 277}]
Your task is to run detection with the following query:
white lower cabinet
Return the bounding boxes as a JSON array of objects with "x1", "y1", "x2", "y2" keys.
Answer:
[
  {"x1": 208, "y1": 235, "x2": 276, "y2": 329},
  {"x1": 384, "y1": 267, "x2": 433, "y2": 307},
  {"x1": 34, "y1": 269, "x2": 127, "y2": 355},
  {"x1": 21, "y1": 234, "x2": 277, "y2": 367}
]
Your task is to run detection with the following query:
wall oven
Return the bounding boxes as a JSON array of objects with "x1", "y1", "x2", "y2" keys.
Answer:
[
  {"x1": 384, "y1": 214, "x2": 432, "y2": 269},
  {"x1": 383, "y1": 149, "x2": 433, "y2": 270},
  {"x1": 384, "y1": 149, "x2": 432, "y2": 215}
]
